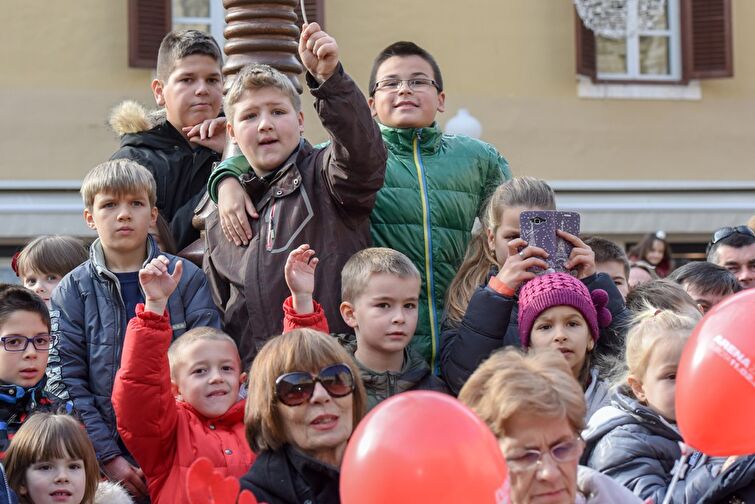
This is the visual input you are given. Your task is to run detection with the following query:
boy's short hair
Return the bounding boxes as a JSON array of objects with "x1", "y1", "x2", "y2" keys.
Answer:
[
  {"x1": 156, "y1": 29, "x2": 223, "y2": 81},
  {"x1": 668, "y1": 261, "x2": 741, "y2": 297},
  {"x1": 625, "y1": 279, "x2": 699, "y2": 316},
  {"x1": 707, "y1": 230, "x2": 755, "y2": 263},
  {"x1": 583, "y1": 236, "x2": 630, "y2": 279},
  {"x1": 167, "y1": 327, "x2": 239, "y2": 379},
  {"x1": 0, "y1": 284, "x2": 50, "y2": 332},
  {"x1": 224, "y1": 64, "x2": 301, "y2": 123},
  {"x1": 80, "y1": 159, "x2": 157, "y2": 209},
  {"x1": 368, "y1": 41, "x2": 444, "y2": 97},
  {"x1": 341, "y1": 248, "x2": 420, "y2": 303},
  {"x1": 15, "y1": 235, "x2": 88, "y2": 278}
]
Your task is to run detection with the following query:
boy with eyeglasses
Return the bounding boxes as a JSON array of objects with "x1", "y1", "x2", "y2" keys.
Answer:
[
  {"x1": 113, "y1": 255, "x2": 253, "y2": 503},
  {"x1": 0, "y1": 285, "x2": 64, "y2": 458},
  {"x1": 707, "y1": 225, "x2": 755, "y2": 290},
  {"x1": 367, "y1": 41, "x2": 511, "y2": 371}
]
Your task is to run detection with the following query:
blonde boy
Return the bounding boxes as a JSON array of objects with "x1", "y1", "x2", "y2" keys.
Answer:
[
  {"x1": 203, "y1": 23, "x2": 387, "y2": 367},
  {"x1": 51, "y1": 159, "x2": 220, "y2": 498},
  {"x1": 283, "y1": 245, "x2": 449, "y2": 411},
  {"x1": 113, "y1": 256, "x2": 252, "y2": 503}
]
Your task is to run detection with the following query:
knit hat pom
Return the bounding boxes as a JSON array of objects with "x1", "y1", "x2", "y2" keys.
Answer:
[{"x1": 591, "y1": 289, "x2": 612, "y2": 328}]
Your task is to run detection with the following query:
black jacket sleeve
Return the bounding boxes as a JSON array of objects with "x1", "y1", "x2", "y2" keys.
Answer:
[
  {"x1": 582, "y1": 272, "x2": 631, "y2": 359},
  {"x1": 440, "y1": 286, "x2": 516, "y2": 395}
]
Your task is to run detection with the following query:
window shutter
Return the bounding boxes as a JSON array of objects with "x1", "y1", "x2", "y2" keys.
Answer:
[
  {"x1": 574, "y1": 10, "x2": 596, "y2": 79},
  {"x1": 294, "y1": 0, "x2": 324, "y2": 31},
  {"x1": 128, "y1": 0, "x2": 172, "y2": 68},
  {"x1": 682, "y1": 0, "x2": 733, "y2": 79}
]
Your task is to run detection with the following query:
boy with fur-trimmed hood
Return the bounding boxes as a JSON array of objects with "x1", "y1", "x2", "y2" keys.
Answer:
[{"x1": 109, "y1": 29, "x2": 225, "y2": 251}]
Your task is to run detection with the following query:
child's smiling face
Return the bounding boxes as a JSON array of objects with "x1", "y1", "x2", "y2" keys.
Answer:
[{"x1": 369, "y1": 55, "x2": 445, "y2": 129}]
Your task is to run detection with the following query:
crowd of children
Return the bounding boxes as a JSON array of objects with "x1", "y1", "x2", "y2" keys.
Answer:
[{"x1": 0, "y1": 21, "x2": 754, "y2": 504}]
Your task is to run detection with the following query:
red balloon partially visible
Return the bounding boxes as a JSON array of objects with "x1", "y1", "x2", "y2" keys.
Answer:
[
  {"x1": 676, "y1": 289, "x2": 755, "y2": 456},
  {"x1": 340, "y1": 391, "x2": 509, "y2": 504}
]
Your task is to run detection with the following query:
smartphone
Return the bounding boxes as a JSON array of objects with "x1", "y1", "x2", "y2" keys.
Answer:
[{"x1": 519, "y1": 210, "x2": 581, "y2": 274}]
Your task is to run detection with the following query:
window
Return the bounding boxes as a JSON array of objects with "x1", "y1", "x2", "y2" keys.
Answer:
[
  {"x1": 576, "y1": 0, "x2": 733, "y2": 84},
  {"x1": 173, "y1": 0, "x2": 226, "y2": 48}
]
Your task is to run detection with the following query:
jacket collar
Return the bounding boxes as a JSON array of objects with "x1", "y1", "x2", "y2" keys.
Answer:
[
  {"x1": 379, "y1": 122, "x2": 443, "y2": 155},
  {"x1": 90, "y1": 234, "x2": 159, "y2": 283},
  {"x1": 239, "y1": 139, "x2": 311, "y2": 206},
  {"x1": 0, "y1": 376, "x2": 48, "y2": 409},
  {"x1": 177, "y1": 399, "x2": 245, "y2": 427}
]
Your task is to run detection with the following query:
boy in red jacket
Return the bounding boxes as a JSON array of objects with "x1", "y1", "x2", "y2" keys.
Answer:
[{"x1": 113, "y1": 255, "x2": 253, "y2": 504}]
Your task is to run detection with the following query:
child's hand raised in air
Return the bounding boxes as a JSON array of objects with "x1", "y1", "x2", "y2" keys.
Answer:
[
  {"x1": 139, "y1": 255, "x2": 183, "y2": 315},
  {"x1": 299, "y1": 22, "x2": 339, "y2": 84},
  {"x1": 183, "y1": 116, "x2": 227, "y2": 154},
  {"x1": 284, "y1": 244, "x2": 319, "y2": 314}
]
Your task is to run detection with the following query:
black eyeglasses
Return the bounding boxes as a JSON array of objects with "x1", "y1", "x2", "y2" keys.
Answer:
[
  {"x1": 371, "y1": 78, "x2": 440, "y2": 95},
  {"x1": 707, "y1": 226, "x2": 755, "y2": 252},
  {"x1": 275, "y1": 363, "x2": 355, "y2": 407},
  {"x1": 0, "y1": 334, "x2": 55, "y2": 352}
]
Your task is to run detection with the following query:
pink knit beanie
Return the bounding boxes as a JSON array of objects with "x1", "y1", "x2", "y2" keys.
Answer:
[{"x1": 517, "y1": 273, "x2": 612, "y2": 348}]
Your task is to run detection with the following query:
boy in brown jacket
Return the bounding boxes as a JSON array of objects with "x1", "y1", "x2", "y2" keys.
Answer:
[{"x1": 204, "y1": 23, "x2": 387, "y2": 366}]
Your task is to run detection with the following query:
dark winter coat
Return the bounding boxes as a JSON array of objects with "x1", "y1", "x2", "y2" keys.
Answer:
[
  {"x1": 699, "y1": 455, "x2": 755, "y2": 504},
  {"x1": 110, "y1": 102, "x2": 221, "y2": 250},
  {"x1": 51, "y1": 235, "x2": 220, "y2": 462},
  {"x1": 0, "y1": 376, "x2": 65, "y2": 458},
  {"x1": 203, "y1": 66, "x2": 387, "y2": 367},
  {"x1": 583, "y1": 391, "x2": 722, "y2": 503},
  {"x1": 439, "y1": 272, "x2": 628, "y2": 395},
  {"x1": 240, "y1": 444, "x2": 340, "y2": 504}
]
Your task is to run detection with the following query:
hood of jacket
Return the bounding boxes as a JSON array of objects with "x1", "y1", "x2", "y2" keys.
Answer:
[
  {"x1": 584, "y1": 368, "x2": 610, "y2": 422},
  {"x1": 95, "y1": 481, "x2": 134, "y2": 504},
  {"x1": 583, "y1": 390, "x2": 680, "y2": 447},
  {"x1": 109, "y1": 100, "x2": 190, "y2": 150}
]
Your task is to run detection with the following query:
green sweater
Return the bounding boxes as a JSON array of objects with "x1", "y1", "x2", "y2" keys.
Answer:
[{"x1": 370, "y1": 123, "x2": 511, "y2": 371}]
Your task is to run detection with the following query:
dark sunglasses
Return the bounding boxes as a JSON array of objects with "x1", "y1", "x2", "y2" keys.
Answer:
[
  {"x1": 275, "y1": 363, "x2": 355, "y2": 407},
  {"x1": 707, "y1": 225, "x2": 755, "y2": 252}
]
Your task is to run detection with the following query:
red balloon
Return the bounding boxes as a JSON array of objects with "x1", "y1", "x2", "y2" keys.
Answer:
[
  {"x1": 340, "y1": 391, "x2": 509, "y2": 504},
  {"x1": 676, "y1": 289, "x2": 755, "y2": 456}
]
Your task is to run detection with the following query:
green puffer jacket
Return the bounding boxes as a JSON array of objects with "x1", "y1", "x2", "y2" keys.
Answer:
[
  {"x1": 370, "y1": 123, "x2": 511, "y2": 371},
  {"x1": 336, "y1": 333, "x2": 450, "y2": 412}
]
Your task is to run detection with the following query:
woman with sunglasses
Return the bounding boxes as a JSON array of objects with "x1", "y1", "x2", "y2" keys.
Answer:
[
  {"x1": 241, "y1": 328, "x2": 367, "y2": 504},
  {"x1": 459, "y1": 348, "x2": 640, "y2": 504}
]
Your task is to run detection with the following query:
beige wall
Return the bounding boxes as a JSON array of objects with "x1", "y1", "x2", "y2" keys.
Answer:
[{"x1": 1, "y1": 0, "x2": 754, "y2": 182}]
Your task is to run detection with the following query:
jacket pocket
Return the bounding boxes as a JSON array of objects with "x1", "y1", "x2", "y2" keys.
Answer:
[{"x1": 265, "y1": 185, "x2": 314, "y2": 254}]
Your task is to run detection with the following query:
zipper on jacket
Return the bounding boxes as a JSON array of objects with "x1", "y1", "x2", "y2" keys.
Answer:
[
  {"x1": 412, "y1": 129, "x2": 439, "y2": 374},
  {"x1": 266, "y1": 201, "x2": 278, "y2": 251}
]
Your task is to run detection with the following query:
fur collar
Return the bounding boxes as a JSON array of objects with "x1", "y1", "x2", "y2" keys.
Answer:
[{"x1": 109, "y1": 100, "x2": 167, "y2": 136}]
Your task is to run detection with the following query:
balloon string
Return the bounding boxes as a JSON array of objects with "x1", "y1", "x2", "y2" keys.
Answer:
[
  {"x1": 300, "y1": 0, "x2": 309, "y2": 25},
  {"x1": 661, "y1": 443, "x2": 691, "y2": 504}
]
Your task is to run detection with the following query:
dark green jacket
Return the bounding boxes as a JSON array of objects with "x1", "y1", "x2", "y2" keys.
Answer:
[
  {"x1": 370, "y1": 123, "x2": 510, "y2": 370},
  {"x1": 336, "y1": 333, "x2": 450, "y2": 412}
]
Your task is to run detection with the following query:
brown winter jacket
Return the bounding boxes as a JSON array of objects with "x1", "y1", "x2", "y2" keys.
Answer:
[{"x1": 203, "y1": 66, "x2": 387, "y2": 366}]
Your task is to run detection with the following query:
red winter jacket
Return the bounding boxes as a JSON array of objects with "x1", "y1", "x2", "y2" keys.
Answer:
[
  {"x1": 112, "y1": 305, "x2": 254, "y2": 504},
  {"x1": 282, "y1": 296, "x2": 330, "y2": 333}
]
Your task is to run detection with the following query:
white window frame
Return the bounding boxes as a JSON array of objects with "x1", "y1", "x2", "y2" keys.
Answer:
[
  {"x1": 172, "y1": 0, "x2": 226, "y2": 48},
  {"x1": 597, "y1": 0, "x2": 682, "y2": 82}
]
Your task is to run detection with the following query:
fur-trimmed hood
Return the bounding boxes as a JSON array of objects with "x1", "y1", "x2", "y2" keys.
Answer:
[
  {"x1": 109, "y1": 100, "x2": 167, "y2": 136},
  {"x1": 95, "y1": 481, "x2": 134, "y2": 504}
]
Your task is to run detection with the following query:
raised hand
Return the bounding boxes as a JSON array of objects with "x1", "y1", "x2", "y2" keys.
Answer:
[
  {"x1": 183, "y1": 116, "x2": 227, "y2": 154},
  {"x1": 298, "y1": 22, "x2": 339, "y2": 84},
  {"x1": 558, "y1": 230, "x2": 596, "y2": 279},
  {"x1": 284, "y1": 244, "x2": 319, "y2": 314},
  {"x1": 139, "y1": 255, "x2": 183, "y2": 315}
]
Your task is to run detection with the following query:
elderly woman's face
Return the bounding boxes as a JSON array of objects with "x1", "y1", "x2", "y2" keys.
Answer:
[
  {"x1": 277, "y1": 377, "x2": 354, "y2": 466},
  {"x1": 498, "y1": 413, "x2": 582, "y2": 504}
]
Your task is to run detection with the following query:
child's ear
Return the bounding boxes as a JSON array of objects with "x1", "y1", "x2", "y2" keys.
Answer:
[
  {"x1": 239, "y1": 371, "x2": 248, "y2": 385},
  {"x1": 367, "y1": 97, "x2": 378, "y2": 119},
  {"x1": 436, "y1": 90, "x2": 446, "y2": 114},
  {"x1": 151, "y1": 79, "x2": 166, "y2": 107},
  {"x1": 340, "y1": 301, "x2": 359, "y2": 329},
  {"x1": 226, "y1": 121, "x2": 238, "y2": 145},
  {"x1": 150, "y1": 206, "x2": 159, "y2": 228},
  {"x1": 627, "y1": 374, "x2": 646, "y2": 403},
  {"x1": 485, "y1": 227, "x2": 496, "y2": 253},
  {"x1": 297, "y1": 111, "x2": 305, "y2": 134},
  {"x1": 83, "y1": 208, "x2": 96, "y2": 230},
  {"x1": 587, "y1": 338, "x2": 595, "y2": 352},
  {"x1": 170, "y1": 381, "x2": 181, "y2": 400}
]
